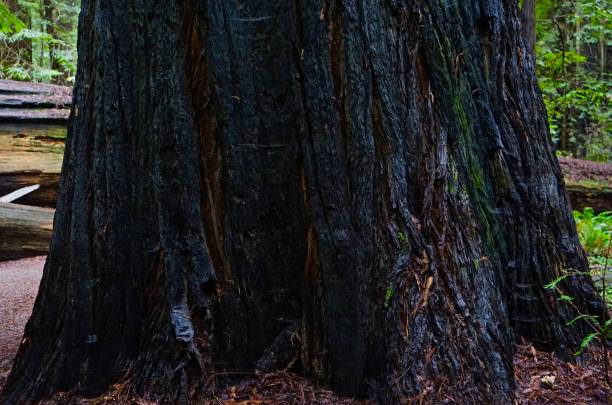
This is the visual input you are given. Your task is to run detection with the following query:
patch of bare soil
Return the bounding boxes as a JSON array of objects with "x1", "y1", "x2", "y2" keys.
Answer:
[
  {"x1": 0, "y1": 256, "x2": 45, "y2": 391},
  {"x1": 1, "y1": 257, "x2": 609, "y2": 404},
  {"x1": 558, "y1": 157, "x2": 612, "y2": 187}
]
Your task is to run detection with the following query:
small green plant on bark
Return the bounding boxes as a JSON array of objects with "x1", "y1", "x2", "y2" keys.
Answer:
[
  {"x1": 384, "y1": 285, "x2": 394, "y2": 309},
  {"x1": 396, "y1": 231, "x2": 409, "y2": 252}
]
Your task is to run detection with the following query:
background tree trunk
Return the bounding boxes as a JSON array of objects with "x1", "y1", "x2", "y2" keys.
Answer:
[
  {"x1": 42, "y1": 0, "x2": 60, "y2": 72},
  {"x1": 3, "y1": 0, "x2": 32, "y2": 66},
  {"x1": 1, "y1": 1, "x2": 601, "y2": 404},
  {"x1": 521, "y1": 0, "x2": 537, "y2": 59}
]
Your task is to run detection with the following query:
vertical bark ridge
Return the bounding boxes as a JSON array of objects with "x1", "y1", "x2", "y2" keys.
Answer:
[{"x1": 193, "y1": 0, "x2": 307, "y2": 375}]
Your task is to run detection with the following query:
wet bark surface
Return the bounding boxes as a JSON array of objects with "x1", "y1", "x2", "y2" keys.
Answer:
[{"x1": 1, "y1": 1, "x2": 602, "y2": 404}]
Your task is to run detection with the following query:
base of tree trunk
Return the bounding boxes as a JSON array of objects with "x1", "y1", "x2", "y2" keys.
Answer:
[{"x1": 0, "y1": 1, "x2": 603, "y2": 404}]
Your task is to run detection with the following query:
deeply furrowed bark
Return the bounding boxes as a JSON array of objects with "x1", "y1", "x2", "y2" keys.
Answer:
[{"x1": 1, "y1": 1, "x2": 602, "y2": 404}]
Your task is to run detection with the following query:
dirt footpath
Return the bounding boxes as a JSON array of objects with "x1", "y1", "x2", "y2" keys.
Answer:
[{"x1": 0, "y1": 256, "x2": 44, "y2": 390}]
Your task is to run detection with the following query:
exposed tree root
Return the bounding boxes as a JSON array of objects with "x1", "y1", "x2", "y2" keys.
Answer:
[{"x1": 255, "y1": 322, "x2": 301, "y2": 373}]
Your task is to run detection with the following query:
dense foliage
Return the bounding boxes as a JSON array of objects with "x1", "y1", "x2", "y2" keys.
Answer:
[
  {"x1": 0, "y1": 0, "x2": 79, "y2": 84},
  {"x1": 570, "y1": 208, "x2": 611, "y2": 352},
  {"x1": 574, "y1": 208, "x2": 611, "y2": 300},
  {"x1": 534, "y1": 0, "x2": 611, "y2": 162},
  {"x1": 574, "y1": 208, "x2": 611, "y2": 257}
]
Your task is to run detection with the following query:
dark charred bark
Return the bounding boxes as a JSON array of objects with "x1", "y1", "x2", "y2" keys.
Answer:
[{"x1": 1, "y1": 1, "x2": 602, "y2": 404}]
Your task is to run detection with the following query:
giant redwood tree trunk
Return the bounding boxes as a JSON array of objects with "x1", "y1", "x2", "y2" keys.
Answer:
[{"x1": 1, "y1": 1, "x2": 602, "y2": 404}]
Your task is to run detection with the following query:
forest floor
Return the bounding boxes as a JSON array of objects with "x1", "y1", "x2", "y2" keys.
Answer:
[
  {"x1": 0, "y1": 256, "x2": 44, "y2": 390},
  {"x1": 0, "y1": 256, "x2": 609, "y2": 404}
]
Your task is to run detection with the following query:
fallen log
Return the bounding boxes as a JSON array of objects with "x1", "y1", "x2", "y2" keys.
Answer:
[
  {"x1": 0, "y1": 93, "x2": 70, "y2": 109},
  {"x1": 0, "y1": 80, "x2": 71, "y2": 123},
  {"x1": 0, "y1": 172, "x2": 60, "y2": 207},
  {"x1": 0, "y1": 124, "x2": 64, "y2": 207},
  {"x1": 0, "y1": 108, "x2": 70, "y2": 124},
  {"x1": 0, "y1": 185, "x2": 41, "y2": 203},
  {"x1": 558, "y1": 157, "x2": 611, "y2": 212},
  {"x1": 0, "y1": 202, "x2": 54, "y2": 261},
  {"x1": 0, "y1": 79, "x2": 70, "y2": 96},
  {"x1": 566, "y1": 185, "x2": 612, "y2": 213}
]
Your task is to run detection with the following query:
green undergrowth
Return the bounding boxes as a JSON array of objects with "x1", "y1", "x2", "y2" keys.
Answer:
[
  {"x1": 545, "y1": 208, "x2": 610, "y2": 355},
  {"x1": 574, "y1": 208, "x2": 611, "y2": 257},
  {"x1": 575, "y1": 208, "x2": 612, "y2": 305}
]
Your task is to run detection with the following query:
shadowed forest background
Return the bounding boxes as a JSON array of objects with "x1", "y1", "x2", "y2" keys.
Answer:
[{"x1": 0, "y1": 0, "x2": 610, "y2": 403}]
